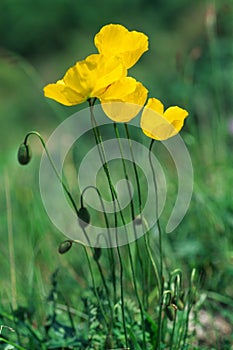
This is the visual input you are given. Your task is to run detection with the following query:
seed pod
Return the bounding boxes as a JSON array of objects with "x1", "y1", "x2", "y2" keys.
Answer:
[
  {"x1": 93, "y1": 247, "x2": 101, "y2": 261},
  {"x1": 58, "y1": 240, "x2": 73, "y2": 254},
  {"x1": 78, "y1": 207, "x2": 90, "y2": 228},
  {"x1": 17, "y1": 143, "x2": 31, "y2": 165}
]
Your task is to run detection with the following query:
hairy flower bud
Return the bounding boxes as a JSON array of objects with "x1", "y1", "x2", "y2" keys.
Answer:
[
  {"x1": 17, "y1": 143, "x2": 31, "y2": 165},
  {"x1": 58, "y1": 240, "x2": 73, "y2": 254},
  {"x1": 78, "y1": 207, "x2": 91, "y2": 228}
]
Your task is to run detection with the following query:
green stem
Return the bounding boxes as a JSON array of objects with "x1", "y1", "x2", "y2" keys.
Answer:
[
  {"x1": 24, "y1": 131, "x2": 109, "y2": 330},
  {"x1": 143, "y1": 226, "x2": 161, "y2": 296},
  {"x1": 24, "y1": 131, "x2": 79, "y2": 215},
  {"x1": 88, "y1": 99, "x2": 128, "y2": 348},
  {"x1": 0, "y1": 338, "x2": 26, "y2": 350},
  {"x1": 181, "y1": 268, "x2": 198, "y2": 348},
  {"x1": 170, "y1": 309, "x2": 177, "y2": 350},
  {"x1": 82, "y1": 245, "x2": 109, "y2": 327},
  {"x1": 124, "y1": 124, "x2": 161, "y2": 306},
  {"x1": 149, "y1": 139, "x2": 164, "y2": 350},
  {"x1": 172, "y1": 274, "x2": 182, "y2": 348},
  {"x1": 81, "y1": 185, "x2": 116, "y2": 304},
  {"x1": 114, "y1": 122, "x2": 147, "y2": 348}
]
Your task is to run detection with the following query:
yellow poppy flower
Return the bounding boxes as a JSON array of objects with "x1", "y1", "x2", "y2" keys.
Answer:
[
  {"x1": 100, "y1": 77, "x2": 148, "y2": 122},
  {"x1": 140, "y1": 98, "x2": 188, "y2": 140},
  {"x1": 94, "y1": 24, "x2": 149, "y2": 69},
  {"x1": 43, "y1": 54, "x2": 126, "y2": 106}
]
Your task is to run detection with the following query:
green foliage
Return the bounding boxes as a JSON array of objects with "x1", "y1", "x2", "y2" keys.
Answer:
[
  {"x1": 0, "y1": 0, "x2": 204, "y2": 58},
  {"x1": 0, "y1": 268, "x2": 199, "y2": 349}
]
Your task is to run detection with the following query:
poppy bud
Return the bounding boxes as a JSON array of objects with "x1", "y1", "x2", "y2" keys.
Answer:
[
  {"x1": 176, "y1": 298, "x2": 185, "y2": 311},
  {"x1": 172, "y1": 296, "x2": 185, "y2": 311},
  {"x1": 165, "y1": 304, "x2": 177, "y2": 321},
  {"x1": 58, "y1": 240, "x2": 73, "y2": 254},
  {"x1": 17, "y1": 143, "x2": 31, "y2": 165},
  {"x1": 134, "y1": 215, "x2": 143, "y2": 225},
  {"x1": 78, "y1": 207, "x2": 91, "y2": 228},
  {"x1": 93, "y1": 247, "x2": 101, "y2": 261}
]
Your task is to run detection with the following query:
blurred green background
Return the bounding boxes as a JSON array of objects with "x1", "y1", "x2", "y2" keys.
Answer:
[{"x1": 0, "y1": 0, "x2": 233, "y2": 347}]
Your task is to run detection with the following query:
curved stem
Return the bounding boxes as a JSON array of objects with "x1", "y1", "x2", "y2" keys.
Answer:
[
  {"x1": 24, "y1": 131, "x2": 79, "y2": 215},
  {"x1": 23, "y1": 131, "x2": 109, "y2": 330}
]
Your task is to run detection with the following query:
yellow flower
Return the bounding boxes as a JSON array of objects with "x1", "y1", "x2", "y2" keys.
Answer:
[
  {"x1": 43, "y1": 54, "x2": 126, "y2": 106},
  {"x1": 100, "y1": 77, "x2": 148, "y2": 122},
  {"x1": 140, "y1": 98, "x2": 188, "y2": 140},
  {"x1": 94, "y1": 24, "x2": 149, "y2": 69}
]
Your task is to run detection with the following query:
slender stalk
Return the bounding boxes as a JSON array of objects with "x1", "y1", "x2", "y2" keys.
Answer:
[
  {"x1": 170, "y1": 308, "x2": 177, "y2": 349},
  {"x1": 88, "y1": 99, "x2": 128, "y2": 348},
  {"x1": 126, "y1": 243, "x2": 146, "y2": 349},
  {"x1": 81, "y1": 185, "x2": 116, "y2": 304},
  {"x1": 114, "y1": 122, "x2": 147, "y2": 348},
  {"x1": 78, "y1": 215, "x2": 113, "y2": 331},
  {"x1": 0, "y1": 337, "x2": 26, "y2": 350},
  {"x1": 80, "y1": 190, "x2": 110, "y2": 299},
  {"x1": 149, "y1": 140, "x2": 164, "y2": 350},
  {"x1": 24, "y1": 131, "x2": 79, "y2": 215},
  {"x1": 82, "y1": 245, "x2": 109, "y2": 327},
  {"x1": 23, "y1": 132, "x2": 109, "y2": 330},
  {"x1": 96, "y1": 259, "x2": 110, "y2": 297},
  {"x1": 181, "y1": 268, "x2": 197, "y2": 348},
  {"x1": 169, "y1": 270, "x2": 183, "y2": 348},
  {"x1": 143, "y1": 228, "x2": 161, "y2": 295},
  {"x1": 4, "y1": 172, "x2": 17, "y2": 310},
  {"x1": 90, "y1": 111, "x2": 147, "y2": 348},
  {"x1": 124, "y1": 124, "x2": 161, "y2": 303},
  {"x1": 114, "y1": 123, "x2": 145, "y2": 279}
]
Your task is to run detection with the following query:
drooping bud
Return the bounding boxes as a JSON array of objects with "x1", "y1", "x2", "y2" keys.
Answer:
[
  {"x1": 93, "y1": 247, "x2": 101, "y2": 261},
  {"x1": 58, "y1": 240, "x2": 73, "y2": 254},
  {"x1": 173, "y1": 296, "x2": 185, "y2": 311},
  {"x1": 134, "y1": 215, "x2": 143, "y2": 226},
  {"x1": 165, "y1": 304, "x2": 177, "y2": 321},
  {"x1": 17, "y1": 143, "x2": 31, "y2": 165},
  {"x1": 78, "y1": 207, "x2": 91, "y2": 228}
]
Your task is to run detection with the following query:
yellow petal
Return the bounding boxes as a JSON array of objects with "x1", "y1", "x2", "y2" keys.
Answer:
[
  {"x1": 90, "y1": 54, "x2": 127, "y2": 95},
  {"x1": 123, "y1": 81, "x2": 148, "y2": 106},
  {"x1": 141, "y1": 108, "x2": 168, "y2": 140},
  {"x1": 43, "y1": 54, "x2": 126, "y2": 106},
  {"x1": 141, "y1": 99, "x2": 188, "y2": 140},
  {"x1": 100, "y1": 77, "x2": 137, "y2": 100},
  {"x1": 164, "y1": 106, "x2": 188, "y2": 133},
  {"x1": 94, "y1": 24, "x2": 148, "y2": 69},
  {"x1": 145, "y1": 98, "x2": 164, "y2": 115},
  {"x1": 101, "y1": 78, "x2": 148, "y2": 122},
  {"x1": 64, "y1": 54, "x2": 126, "y2": 98},
  {"x1": 43, "y1": 80, "x2": 85, "y2": 106}
]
